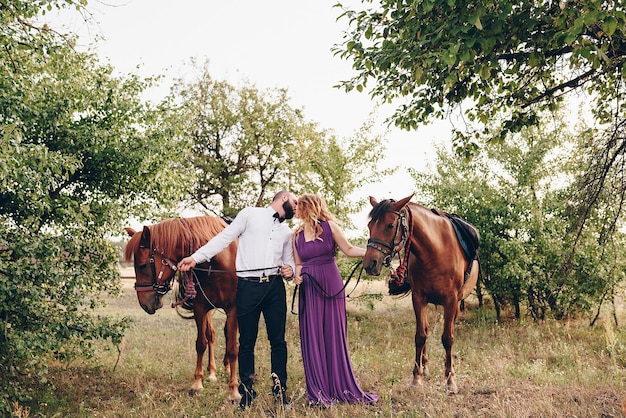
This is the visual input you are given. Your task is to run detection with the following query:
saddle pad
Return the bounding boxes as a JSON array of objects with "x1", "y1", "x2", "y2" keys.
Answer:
[{"x1": 446, "y1": 214, "x2": 480, "y2": 260}]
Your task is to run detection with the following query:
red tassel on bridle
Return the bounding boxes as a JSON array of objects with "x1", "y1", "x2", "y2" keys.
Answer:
[
  {"x1": 171, "y1": 219, "x2": 198, "y2": 308},
  {"x1": 391, "y1": 207, "x2": 412, "y2": 285}
]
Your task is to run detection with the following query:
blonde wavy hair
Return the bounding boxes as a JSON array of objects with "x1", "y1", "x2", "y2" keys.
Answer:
[{"x1": 294, "y1": 193, "x2": 336, "y2": 241}]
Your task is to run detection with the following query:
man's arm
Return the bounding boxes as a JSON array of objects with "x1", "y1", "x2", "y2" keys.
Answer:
[
  {"x1": 280, "y1": 232, "x2": 295, "y2": 279},
  {"x1": 178, "y1": 209, "x2": 248, "y2": 272},
  {"x1": 192, "y1": 211, "x2": 247, "y2": 263}
]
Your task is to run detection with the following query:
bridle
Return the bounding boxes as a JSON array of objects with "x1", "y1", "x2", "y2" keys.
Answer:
[
  {"x1": 366, "y1": 206, "x2": 412, "y2": 268},
  {"x1": 133, "y1": 243, "x2": 179, "y2": 295},
  {"x1": 132, "y1": 219, "x2": 198, "y2": 301}
]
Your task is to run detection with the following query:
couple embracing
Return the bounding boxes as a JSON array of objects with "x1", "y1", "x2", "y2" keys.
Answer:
[{"x1": 178, "y1": 190, "x2": 378, "y2": 410}]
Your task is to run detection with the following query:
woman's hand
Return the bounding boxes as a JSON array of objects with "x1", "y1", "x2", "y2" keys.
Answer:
[{"x1": 293, "y1": 275, "x2": 303, "y2": 285}]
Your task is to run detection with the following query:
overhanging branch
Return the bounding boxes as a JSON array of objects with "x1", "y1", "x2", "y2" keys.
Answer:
[{"x1": 521, "y1": 68, "x2": 596, "y2": 108}]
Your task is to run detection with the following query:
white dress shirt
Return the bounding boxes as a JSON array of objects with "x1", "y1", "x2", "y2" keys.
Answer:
[{"x1": 191, "y1": 206, "x2": 295, "y2": 278}]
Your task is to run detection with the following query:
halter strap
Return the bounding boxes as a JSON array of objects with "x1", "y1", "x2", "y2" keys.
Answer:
[
  {"x1": 133, "y1": 225, "x2": 181, "y2": 295},
  {"x1": 366, "y1": 207, "x2": 411, "y2": 268}
]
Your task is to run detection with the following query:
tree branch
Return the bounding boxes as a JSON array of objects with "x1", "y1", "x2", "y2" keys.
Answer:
[{"x1": 522, "y1": 68, "x2": 596, "y2": 108}]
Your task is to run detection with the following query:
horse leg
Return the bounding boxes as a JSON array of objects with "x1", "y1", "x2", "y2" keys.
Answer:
[
  {"x1": 442, "y1": 299, "x2": 459, "y2": 394},
  {"x1": 190, "y1": 309, "x2": 214, "y2": 392},
  {"x1": 411, "y1": 297, "x2": 429, "y2": 386},
  {"x1": 223, "y1": 305, "x2": 241, "y2": 402},
  {"x1": 205, "y1": 309, "x2": 218, "y2": 382}
]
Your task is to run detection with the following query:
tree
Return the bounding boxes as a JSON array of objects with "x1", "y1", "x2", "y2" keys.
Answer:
[
  {"x1": 565, "y1": 120, "x2": 626, "y2": 324},
  {"x1": 172, "y1": 59, "x2": 390, "y2": 224},
  {"x1": 172, "y1": 60, "x2": 304, "y2": 217},
  {"x1": 411, "y1": 111, "x2": 626, "y2": 321},
  {"x1": 289, "y1": 114, "x2": 395, "y2": 224},
  {"x1": 334, "y1": 0, "x2": 625, "y2": 152},
  {"x1": 336, "y1": 0, "x2": 626, "y2": 309},
  {"x1": 0, "y1": 1, "x2": 187, "y2": 413}
]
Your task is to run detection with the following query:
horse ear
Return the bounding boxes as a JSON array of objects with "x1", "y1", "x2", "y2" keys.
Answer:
[
  {"x1": 392, "y1": 193, "x2": 414, "y2": 210},
  {"x1": 140, "y1": 226, "x2": 151, "y2": 246},
  {"x1": 124, "y1": 227, "x2": 136, "y2": 237},
  {"x1": 369, "y1": 196, "x2": 379, "y2": 207}
]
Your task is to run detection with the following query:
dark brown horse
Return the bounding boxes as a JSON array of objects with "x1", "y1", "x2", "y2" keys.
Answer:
[
  {"x1": 124, "y1": 216, "x2": 240, "y2": 401},
  {"x1": 363, "y1": 194, "x2": 479, "y2": 394}
]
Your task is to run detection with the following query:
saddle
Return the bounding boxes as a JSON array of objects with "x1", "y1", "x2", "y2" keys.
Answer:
[
  {"x1": 388, "y1": 208, "x2": 481, "y2": 296},
  {"x1": 431, "y1": 209, "x2": 480, "y2": 261}
]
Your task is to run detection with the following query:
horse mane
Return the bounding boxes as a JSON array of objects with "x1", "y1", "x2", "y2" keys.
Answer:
[
  {"x1": 124, "y1": 231, "x2": 142, "y2": 262},
  {"x1": 180, "y1": 216, "x2": 228, "y2": 248},
  {"x1": 124, "y1": 216, "x2": 228, "y2": 261},
  {"x1": 368, "y1": 199, "x2": 397, "y2": 222}
]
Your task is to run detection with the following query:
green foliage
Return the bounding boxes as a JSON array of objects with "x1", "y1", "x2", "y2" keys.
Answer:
[
  {"x1": 172, "y1": 59, "x2": 389, "y2": 224},
  {"x1": 334, "y1": 0, "x2": 626, "y2": 153},
  {"x1": 290, "y1": 115, "x2": 395, "y2": 226},
  {"x1": 411, "y1": 111, "x2": 626, "y2": 320},
  {"x1": 0, "y1": 1, "x2": 187, "y2": 413},
  {"x1": 172, "y1": 60, "x2": 296, "y2": 217}
]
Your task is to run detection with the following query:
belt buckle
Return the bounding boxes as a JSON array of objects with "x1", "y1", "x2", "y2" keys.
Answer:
[{"x1": 259, "y1": 274, "x2": 269, "y2": 283}]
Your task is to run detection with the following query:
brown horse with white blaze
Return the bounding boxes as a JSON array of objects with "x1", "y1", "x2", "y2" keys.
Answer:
[
  {"x1": 124, "y1": 216, "x2": 241, "y2": 401},
  {"x1": 363, "y1": 194, "x2": 479, "y2": 394}
]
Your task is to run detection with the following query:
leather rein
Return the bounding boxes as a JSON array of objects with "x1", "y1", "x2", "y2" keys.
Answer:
[
  {"x1": 291, "y1": 259, "x2": 364, "y2": 315},
  {"x1": 133, "y1": 220, "x2": 283, "y2": 311}
]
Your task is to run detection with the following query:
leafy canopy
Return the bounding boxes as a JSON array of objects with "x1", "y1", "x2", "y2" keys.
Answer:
[
  {"x1": 411, "y1": 110, "x2": 626, "y2": 320},
  {"x1": 172, "y1": 59, "x2": 390, "y2": 225},
  {"x1": 1, "y1": 0, "x2": 188, "y2": 413},
  {"x1": 335, "y1": 0, "x2": 626, "y2": 155}
]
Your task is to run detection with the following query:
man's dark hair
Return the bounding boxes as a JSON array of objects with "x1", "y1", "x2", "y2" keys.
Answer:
[{"x1": 272, "y1": 190, "x2": 288, "y2": 202}]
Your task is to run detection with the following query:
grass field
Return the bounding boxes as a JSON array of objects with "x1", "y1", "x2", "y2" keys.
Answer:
[{"x1": 20, "y1": 277, "x2": 626, "y2": 417}]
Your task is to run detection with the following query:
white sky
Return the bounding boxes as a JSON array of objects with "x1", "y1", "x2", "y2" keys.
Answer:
[{"x1": 46, "y1": 0, "x2": 450, "y2": 234}]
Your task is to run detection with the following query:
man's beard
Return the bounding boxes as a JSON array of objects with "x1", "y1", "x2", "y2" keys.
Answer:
[{"x1": 282, "y1": 200, "x2": 295, "y2": 220}]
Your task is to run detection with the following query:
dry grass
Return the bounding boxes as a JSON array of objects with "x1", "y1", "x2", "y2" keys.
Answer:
[{"x1": 17, "y1": 279, "x2": 626, "y2": 417}]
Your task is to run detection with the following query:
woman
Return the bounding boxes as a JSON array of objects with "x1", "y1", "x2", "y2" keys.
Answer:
[{"x1": 292, "y1": 193, "x2": 378, "y2": 407}]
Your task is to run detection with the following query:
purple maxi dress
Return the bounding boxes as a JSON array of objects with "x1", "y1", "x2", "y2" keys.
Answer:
[{"x1": 295, "y1": 221, "x2": 378, "y2": 406}]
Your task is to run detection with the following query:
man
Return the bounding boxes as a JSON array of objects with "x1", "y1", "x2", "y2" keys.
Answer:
[{"x1": 178, "y1": 190, "x2": 297, "y2": 411}]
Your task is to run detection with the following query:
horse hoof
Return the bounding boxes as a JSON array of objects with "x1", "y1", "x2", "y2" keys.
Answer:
[
  {"x1": 228, "y1": 390, "x2": 243, "y2": 402},
  {"x1": 447, "y1": 381, "x2": 458, "y2": 394},
  {"x1": 207, "y1": 375, "x2": 218, "y2": 382},
  {"x1": 411, "y1": 376, "x2": 425, "y2": 386},
  {"x1": 188, "y1": 388, "x2": 202, "y2": 397},
  {"x1": 189, "y1": 383, "x2": 204, "y2": 394}
]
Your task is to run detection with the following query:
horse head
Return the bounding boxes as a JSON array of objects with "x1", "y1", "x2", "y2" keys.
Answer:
[
  {"x1": 124, "y1": 226, "x2": 179, "y2": 314},
  {"x1": 363, "y1": 193, "x2": 414, "y2": 276}
]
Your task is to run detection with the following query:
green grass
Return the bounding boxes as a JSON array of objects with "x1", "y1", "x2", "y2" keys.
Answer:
[{"x1": 13, "y1": 280, "x2": 626, "y2": 417}]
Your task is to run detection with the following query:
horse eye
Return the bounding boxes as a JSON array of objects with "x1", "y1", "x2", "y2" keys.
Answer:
[
  {"x1": 386, "y1": 223, "x2": 395, "y2": 230},
  {"x1": 137, "y1": 263, "x2": 148, "y2": 270}
]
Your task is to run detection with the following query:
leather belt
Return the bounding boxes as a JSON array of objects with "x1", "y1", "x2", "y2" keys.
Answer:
[{"x1": 238, "y1": 274, "x2": 281, "y2": 283}]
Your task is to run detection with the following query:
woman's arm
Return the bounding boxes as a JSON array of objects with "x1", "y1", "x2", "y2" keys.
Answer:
[
  {"x1": 329, "y1": 220, "x2": 366, "y2": 258},
  {"x1": 292, "y1": 232, "x2": 304, "y2": 285}
]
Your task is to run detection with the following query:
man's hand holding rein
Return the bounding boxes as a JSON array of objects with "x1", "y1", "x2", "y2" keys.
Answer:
[{"x1": 279, "y1": 264, "x2": 294, "y2": 280}]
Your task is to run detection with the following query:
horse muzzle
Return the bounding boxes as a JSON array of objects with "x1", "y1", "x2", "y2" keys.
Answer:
[
  {"x1": 141, "y1": 303, "x2": 157, "y2": 315},
  {"x1": 138, "y1": 293, "x2": 163, "y2": 314},
  {"x1": 363, "y1": 256, "x2": 383, "y2": 276}
]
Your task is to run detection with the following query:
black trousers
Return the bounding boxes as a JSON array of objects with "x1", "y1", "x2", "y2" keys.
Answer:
[{"x1": 236, "y1": 276, "x2": 288, "y2": 392}]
